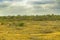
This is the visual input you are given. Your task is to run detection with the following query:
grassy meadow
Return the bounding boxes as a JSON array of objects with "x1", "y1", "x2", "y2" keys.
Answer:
[{"x1": 0, "y1": 15, "x2": 60, "y2": 40}]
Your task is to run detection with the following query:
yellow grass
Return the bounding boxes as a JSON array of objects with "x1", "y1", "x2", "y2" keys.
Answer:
[{"x1": 0, "y1": 21, "x2": 60, "y2": 40}]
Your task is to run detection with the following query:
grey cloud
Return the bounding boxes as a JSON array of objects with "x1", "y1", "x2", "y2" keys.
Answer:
[
  {"x1": 31, "y1": 1, "x2": 55, "y2": 5},
  {"x1": 0, "y1": 4, "x2": 9, "y2": 10},
  {"x1": 2, "y1": 0, "x2": 23, "y2": 1},
  {"x1": 0, "y1": 0, "x2": 60, "y2": 16},
  {"x1": 28, "y1": 0, "x2": 56, "y2": 5},
  {"x1": 50, "y1": 0, "x2": 60, "y2": 10}
]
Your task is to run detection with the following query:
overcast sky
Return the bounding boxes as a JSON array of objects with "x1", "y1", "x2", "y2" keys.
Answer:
[{"x1": 0, "y1": 0, "x2": 60, "y2": 16}]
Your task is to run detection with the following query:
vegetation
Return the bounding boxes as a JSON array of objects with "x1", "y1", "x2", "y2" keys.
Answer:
[
  {"x1": 0, "y1": 14, "x2": 60, "y2": 40},
  {"x1": 18, "y1": 23, "x2": 24, "y2": 26},
  {"x1": 0, "y1": 14, "x2": 60, "y2": 21}
]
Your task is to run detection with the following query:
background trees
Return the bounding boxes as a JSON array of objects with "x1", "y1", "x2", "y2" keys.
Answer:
[{"x1": 0, "y1": 14, "x2": 60, "y2": 21}]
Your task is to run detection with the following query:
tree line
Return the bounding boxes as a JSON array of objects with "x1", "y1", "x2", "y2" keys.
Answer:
[{"x1": 0, "y1": 14, "x2": 60, "y2": 21}]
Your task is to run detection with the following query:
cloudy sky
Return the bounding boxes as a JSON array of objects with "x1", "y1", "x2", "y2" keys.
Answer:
[{"x1": 0, "y1": 0, "x2": 60, "y2": 16}]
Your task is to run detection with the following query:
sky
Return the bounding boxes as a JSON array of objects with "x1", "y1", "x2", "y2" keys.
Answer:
[{"x1": 0, "y1": 0, "x2": 60, "y2": 16}]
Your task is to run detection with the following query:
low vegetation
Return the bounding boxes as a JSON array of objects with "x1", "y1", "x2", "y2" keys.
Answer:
[
  {"x1": 0, "y1": 14, "x2": 60, "y2": 21},
  {"x1": 0, "y1": 14, "x2": 60, "y2": 40}
]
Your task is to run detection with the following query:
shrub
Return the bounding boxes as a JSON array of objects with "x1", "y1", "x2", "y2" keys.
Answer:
[
  {"x1": 18, "y1": 23, "x2": 24, "y2": 26},
  {"x1": 0, "y1": 23, "x2": 4, "y2": 25}
]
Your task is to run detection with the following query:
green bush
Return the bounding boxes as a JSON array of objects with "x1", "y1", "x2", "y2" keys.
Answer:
[{"x1": 18, "y1": 23, "x2": 24, "y2": 26}]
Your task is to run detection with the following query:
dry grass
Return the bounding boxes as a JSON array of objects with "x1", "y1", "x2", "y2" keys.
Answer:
[{"x1": 0, "y1": 21, "x2": 60, "y2": 40}]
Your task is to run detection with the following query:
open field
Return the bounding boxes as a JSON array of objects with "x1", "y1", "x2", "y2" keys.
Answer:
[{"x1": 0, "y1": 20, "x2": 60, "y2": 40}]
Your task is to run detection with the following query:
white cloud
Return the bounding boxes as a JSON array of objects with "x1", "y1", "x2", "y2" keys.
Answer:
[
  {"x1": 0, "y1": 0, "x2": 59, "y2": 16},
  {"x1": 0, "y1": 0, "x2": 56, "y2": 8}
]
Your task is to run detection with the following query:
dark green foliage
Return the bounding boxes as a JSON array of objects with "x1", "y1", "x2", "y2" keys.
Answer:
[
  {"x1": 18, "y1": 23, "x2": 24, "y2": 26},
  {"x1": 0, "y1": 14, "x2": 60, "y2": 21}
]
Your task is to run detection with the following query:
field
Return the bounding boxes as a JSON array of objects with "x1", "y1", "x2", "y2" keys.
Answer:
[{"x1": 0, "y1": 20, "x2": 60, "y2": 40}]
